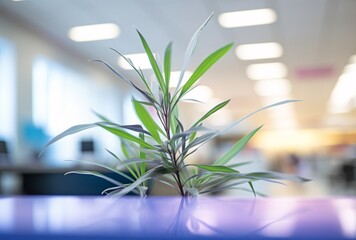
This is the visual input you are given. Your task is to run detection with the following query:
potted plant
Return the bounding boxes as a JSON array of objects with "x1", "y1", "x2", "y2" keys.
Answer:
[{"x1": 41, "y1": 13, "x2": 306, "y2": 197}]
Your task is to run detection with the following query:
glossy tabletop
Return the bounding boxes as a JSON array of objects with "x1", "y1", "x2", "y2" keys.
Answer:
[{"x1": 0, "y1": 196, "x2": 355, "y2": 239}]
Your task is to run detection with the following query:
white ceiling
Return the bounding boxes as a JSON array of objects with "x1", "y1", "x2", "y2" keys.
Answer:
[{"x1": 1, "y1": 0, "x2": 356, "y2": 131}]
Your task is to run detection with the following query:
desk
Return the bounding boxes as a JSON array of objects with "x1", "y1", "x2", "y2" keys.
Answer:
[
  {"x1": 0, "y1": 196, "x2": 355, "y2": 239},
  {"x1": 0, "y1": 165, "x2": 129, "y2": 195}
]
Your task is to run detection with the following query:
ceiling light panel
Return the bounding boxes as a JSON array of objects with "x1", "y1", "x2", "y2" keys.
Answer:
[
  {"x1": 118, "y1": 53, "x2": 153, "y2": 70},
  {"x1": 68, "y1": 23, "x2": 120, "y2": 42},
  {"x1": 182, "y1": 85, "x2": 213, "y2": 103},
  {"x1": 236, "y1": 42, "x2": 283, "y2": 60},
  {"x1": 349, "y1": 55, "x2": 356, "y2": 63},
  {"x1": 218, "y1": 8, "x2": 277, "y2": 28},
  {"x1": 169, "y1": 71, "x2": 192, "y2": 88},
  {"x1": 254, "y1": 79, "x2": 291, "y2": 96},
  {"x1": 328, "y1": 73, "x2": 356, "y2": 113},
  {"x1": 343, "y1": 63, "x2": 356, "y2": 73},
  {"x1": 247, "y1": 62, "x2": 287, "y2": 80}
]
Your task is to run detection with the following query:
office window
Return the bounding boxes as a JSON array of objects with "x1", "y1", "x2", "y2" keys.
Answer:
[
  {"x1": 0, "y1": 38, "x2": 16, "y2": 147},
  {"x1": 32, "y1": 57, "x2": 120, "y2": 165}
]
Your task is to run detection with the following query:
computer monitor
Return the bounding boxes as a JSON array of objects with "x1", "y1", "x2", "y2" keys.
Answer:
[
  {"x1": 80, "y1": 140, "x2": 95, "y2": 153},
  {"x1": 0, "y1": 140, "x2": 9, "y2": 163}
]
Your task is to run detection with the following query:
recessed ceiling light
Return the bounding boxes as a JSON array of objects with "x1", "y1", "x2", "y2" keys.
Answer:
[
  {"x1": 343, "y1": 63, "x2": 356, "y2": 73},
  {"x1": 246, "y1": 62, "x2": 287, "y2": 80},
  {"x1": 254, "y1": 79, "x2": 291, "y2": 96},
  {"x1": 182, "y1": 85, "x2": 213, "y2": 103},
  {"x1": 349, "y1": 55, "x2": 356, "y2": 63},
  {"x1": 118, "y1": 53, "x2": 153, "y2": 70},
  {"x1": 68, "y1": 23, "x2": 120, "y2": 42},
  {"x1": 328, "y1": 73, "x2": 356, "y2": 113},
  {"x1": 218, "y1": 8, "x2": 276, "y2": 28},
  {"x1": 169, "y1": 71, "x2": 192, "y2": 88},
  {"x1": 236, "y1": 42, "x2": 283, "y2": 60}
]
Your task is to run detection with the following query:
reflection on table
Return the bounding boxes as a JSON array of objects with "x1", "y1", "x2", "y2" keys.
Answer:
[{"x1": 0, "y1": 196, "x2": 355, "y2": 239}]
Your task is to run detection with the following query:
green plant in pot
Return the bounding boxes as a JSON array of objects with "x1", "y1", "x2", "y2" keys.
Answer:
[{"x1": 41, "y1": 14, "x2": 306, "y2": 197}]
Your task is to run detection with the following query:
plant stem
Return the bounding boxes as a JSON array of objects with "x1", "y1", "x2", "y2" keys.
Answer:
[{"x1": 162, "y1": 102, "x2": 185, "y2": 196}]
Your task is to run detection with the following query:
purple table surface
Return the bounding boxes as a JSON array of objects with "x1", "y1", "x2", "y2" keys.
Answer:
[{"x1": 0, "y1": 196, "x2": 355, "y2": 239}]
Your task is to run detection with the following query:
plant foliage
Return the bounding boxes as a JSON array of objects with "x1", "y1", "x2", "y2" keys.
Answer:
[{"x1": 41, "y1": 14, "x2": 306, "y2": 197}]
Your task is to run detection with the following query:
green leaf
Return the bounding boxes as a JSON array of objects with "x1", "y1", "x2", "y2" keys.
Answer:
[
  {"x1": 189, "y1": 99, "x2": 230, "y2": 143},
  {"x1": 181, "y1": 43, "x2": 234, "y2": 96},
  {"x1": 92, "y1": 59, "x2": 131, "y2": 85},
  {"x1": 248, "y1": 182, "x2": 256, "y2": 197},
  {"x1": 192, "y1": 100, "x2": 230, "y2": 128},
  {"x1": 182, "y1": 132, "x2": 216, "y2": 156},
  {"x1": 39, "y1": 123, "x2": 97, "y2": 157},
  {"x1": 214, "y1": 125, "x2": 263, "y2": 166},
  {"x1": 170, "y1": 105, "x2": 179, "y2": 135},
  {"x1": 91, "y1": 110, "x2": 111, "y2": 122},
  {"x1": 119, "y1": 143, "x2": 139, "y2": 179},
  {"x1": 109, "y1": 165, "x2": 168, "y2": 197},
  {"x1": 193, "y1": 164, "x2": 239, "y2": 173},
  {"x1": 99, "y1": 124, "x2": 155, "y2": 149},
  {"x1": 164, "y1": 42, "x2": 172, "y2": 91},
  {"x1": 139, "y1": 133, "x2": 146, "y2": 177},
  {"x1": 136, "y1": 30, "x2": 166, "y2": 95},
  {"x1": 109, "y1": 48, "x2": 151, "y2": 92},
  {"x1": 133, "y1": 99, "x2": 163, "y2": 143},
  {"x1": 173, "y1": 12, "x2": 213, "y2": 95}
]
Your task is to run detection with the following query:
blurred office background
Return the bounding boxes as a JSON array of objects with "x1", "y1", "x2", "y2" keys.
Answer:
[{"x1": 0, "y1": 0, "x2": 355, "y2": 197}]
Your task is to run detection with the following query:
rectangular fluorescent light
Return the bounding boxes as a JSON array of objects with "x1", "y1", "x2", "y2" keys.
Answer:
[
  {"x1": 169, "y1": 71, "x2": 192, "y2": 88},
  {"x1": 218, "y1": 8, "x2": 276, "y2": 28},
  {"x1": 68, "y1": 23, "x2": 120, "y2": 42},
  {"x1": 343, "y1": 63, "x2": 356, "y2": 73},
  {"x1": 236, "y1": 42, "x2": 283, "y2": 60},
  {"x1": 254, "y1": 79, "x2": 291, "y2": 96},
  {"x1": 247, "y1": 62, "x2": 287, "y2": 80},
  {"x1": 182, "y1": 85, "x2": 213, "y2": 102},
  {"x1": 349, "y1": 55, "x2": 356, "y2": 63},
  {"x1": 328, "y1": 73, "x2": 356, "y2": 113},
  {"x1": 118, "y1": 53, "x2": 153, "y2": 70}
]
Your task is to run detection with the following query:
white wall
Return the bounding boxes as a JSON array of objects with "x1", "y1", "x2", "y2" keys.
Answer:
[{"x1": 0, "y1": 12, "x2": 126, "y2": 163}]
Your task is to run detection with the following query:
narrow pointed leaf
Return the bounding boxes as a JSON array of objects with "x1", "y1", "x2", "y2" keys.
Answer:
[
  {"x1": 248, "y1": 182, "x2": 256, "y2": 197},
  {"x1": 164, "y1": 42, "x2": 172, "y2": 91},
  {"x1": 39, "y1": 123, "x2": 98, "y2": 157},
  {"x1": 131, "y1": 83, "x2": 156, "y2": 105},
  {"x1": 192, "y1": 100, "x2": 230, "y2": 128},
  {"x1": 136, "y1": 30, "x2": 166, "y2": 94},
  {"x1": 174, "y1": 12, "x2": 213, "y2": 95},
  {"x1": 181, "y1": 43, "x2": 234, "y2": 96},
  {"x1": 133, "y1": 99, "x2": 163, "y2": 143},
  {"x1": 189, "y1": 99, "x2": 230, "y2": 143},
  {"x1": 170, "y1": 104, "x2": 179, "y2": 135},
  {"x1": 99, "y1": 124, "x2": 155, "y2": 149},
  {"x1": 92, "y1": 60, "x2": 131, "y2": 85},
  {"x1": 193, "y1": 164, "x2": 239, "y2": 173},
  {"x1": 109, "y1": 48, "x2": 151, "y2": 91},
  {"x1": 183, "y1": 132, "x2": 216, "y2": 155},
  {"x1": 110, "y1": 166, "x2": 167, "y2": 197},
  {"x1": 92, "y1": 110, "x2": 111, "y2": 122},
  {"x1": 171, "y1": 125, "x2": 208, "y2": 142},
  {"x1": 214, "y1": 125, "x2": 263, "y2": 166}
]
